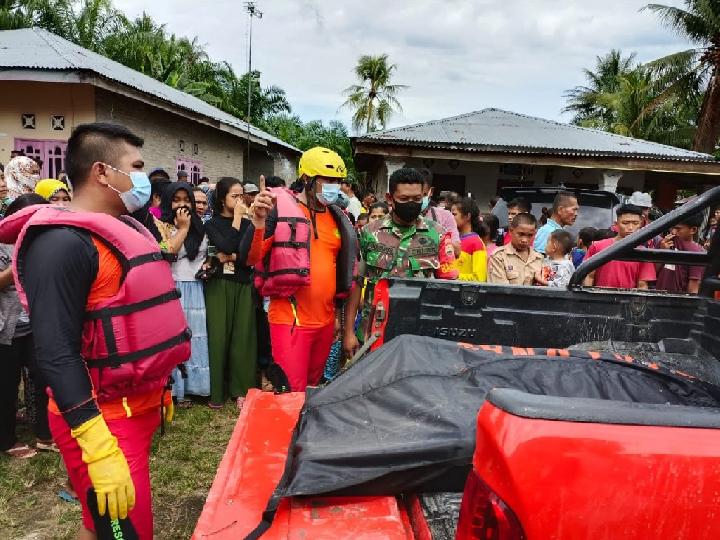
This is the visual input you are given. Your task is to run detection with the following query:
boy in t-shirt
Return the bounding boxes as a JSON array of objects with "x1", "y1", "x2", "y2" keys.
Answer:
[
  {"x1": 571, "y1": 227, "x2": 596, "y2": 268},
  {"x1": 584, "y1": 204, "x2": 656, "y2": 289},
  {"x1": 535, "y1": 229, "x2": 575, "y2": 288},
  {"x1": 655, "y1": 212, "x2": 705, "y2": 294}
]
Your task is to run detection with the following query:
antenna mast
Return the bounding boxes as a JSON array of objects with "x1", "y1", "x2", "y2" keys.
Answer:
[{"x1": 244, "y1": 1, "x2": 263, "y2": 178}]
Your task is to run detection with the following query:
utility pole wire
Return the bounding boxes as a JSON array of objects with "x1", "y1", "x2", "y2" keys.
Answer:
[{"x1": 245, "y1": 1, "x2": 263, "y2": 179}]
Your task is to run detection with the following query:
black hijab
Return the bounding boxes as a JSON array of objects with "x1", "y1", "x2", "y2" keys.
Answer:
[{"x1": 160, "y1": 181, "x2": 204, "y2": 261}]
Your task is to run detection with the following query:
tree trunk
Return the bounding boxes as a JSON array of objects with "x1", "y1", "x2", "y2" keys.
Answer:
[
  {"x1": 692, "y1": 64, "x2": 720, "y2": 154},
  {"x1": 366, "y1": 100, "x2": 373, "y2": 134}
]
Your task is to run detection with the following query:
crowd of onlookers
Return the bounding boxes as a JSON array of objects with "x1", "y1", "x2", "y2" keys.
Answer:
[{"x1": 1, "y1": 146, "x2": 717, "y2": 462}]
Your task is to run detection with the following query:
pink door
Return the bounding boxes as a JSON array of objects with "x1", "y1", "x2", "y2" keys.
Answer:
[
  {"x1": 14, "y1": 139, "x2": 67, "y2": 179},
  {"x1": 176, "y1": 158, "x2": 203, "y2": 185}
]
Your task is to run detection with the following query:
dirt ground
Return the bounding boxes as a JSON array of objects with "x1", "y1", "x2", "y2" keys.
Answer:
[{"x1": 0, "y1": 401, "x2": 238, "y2": 539}]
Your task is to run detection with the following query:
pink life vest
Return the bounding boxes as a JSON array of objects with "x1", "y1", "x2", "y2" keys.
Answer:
[
  {"x1": 254, "y1": 188, "x2": 358, "y2": 300},
  {"x1": 0, "y1": 205, "x2": 191, "y2": 402},
  {"x1": 254, "y1": 188, "x2": 312, "y2": 297}
]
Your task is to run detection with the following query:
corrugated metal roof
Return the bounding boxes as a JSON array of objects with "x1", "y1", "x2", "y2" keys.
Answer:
[
  {"x1": 0, "y1": 28, "x2": 299, "y2": 153},
  {"x1": 356, "y1": 108, "x2": 716, "y2": 162}
]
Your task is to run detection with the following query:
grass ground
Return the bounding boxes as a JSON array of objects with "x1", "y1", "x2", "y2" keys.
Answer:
[{"x1": 0, "y1": 400, "x2": 238, "y2": 539}]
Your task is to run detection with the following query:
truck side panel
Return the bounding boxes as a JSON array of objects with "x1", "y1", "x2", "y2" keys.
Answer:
[
  {"x1": 193, "y1": 389, "x2": 414, "y2": 540},
  {"x1": 475, "y1": 402, "x2": 720, "y2": 540}
]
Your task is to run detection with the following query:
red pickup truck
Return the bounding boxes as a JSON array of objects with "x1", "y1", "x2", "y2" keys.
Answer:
[{"x1": 194, "y1": 187, "x2": 720, "y2": 540}]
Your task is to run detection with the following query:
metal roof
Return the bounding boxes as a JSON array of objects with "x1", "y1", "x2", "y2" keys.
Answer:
[
  {"x1": 355, "y1": 108, "x2": 716, "y2": 162},
  {"x1": 0, "y1": 28, "x2": 299, "y2": 153}
]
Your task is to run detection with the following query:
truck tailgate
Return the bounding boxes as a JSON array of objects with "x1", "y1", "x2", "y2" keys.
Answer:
[
  {"x1": 475, "y1": 391, "x2": 720, "y2": 540},
  {"x1": 193, "y1": 389, "x2": 414, "y2": 540}
]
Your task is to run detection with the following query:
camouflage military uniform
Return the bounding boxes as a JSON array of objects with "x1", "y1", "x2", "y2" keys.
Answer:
[
  {"x1": 359, "y1": 214, "x2": 447, "y2": 281},
  {"x1": 356, "y1": 214, "x2": 455, "y2": 337}
]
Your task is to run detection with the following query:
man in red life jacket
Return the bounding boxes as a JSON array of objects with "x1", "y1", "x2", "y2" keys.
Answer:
[
  {"x1": 261, "y1": 147, "x2": 358, "y2": 393},
  {"x1": 0, "y1": 123, "x2": 273, "y2": 540}
]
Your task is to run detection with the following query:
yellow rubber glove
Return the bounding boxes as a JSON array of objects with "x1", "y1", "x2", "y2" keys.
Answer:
[
  {"x1": 70, "y1": 415, "x2": 135, "y2": 521},
  {"x1": 164, "y1": 399, "x2": 174, "y2": 424}
]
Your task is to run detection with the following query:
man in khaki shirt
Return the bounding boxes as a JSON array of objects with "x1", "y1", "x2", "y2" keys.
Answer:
[{"x1": 489, "y1": 213, "x2": 544, "y2": 285}]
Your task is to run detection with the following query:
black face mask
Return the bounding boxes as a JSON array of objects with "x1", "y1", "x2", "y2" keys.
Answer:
[{"x1": 392, "y1": 200, "x2": 423, "y2": 224}]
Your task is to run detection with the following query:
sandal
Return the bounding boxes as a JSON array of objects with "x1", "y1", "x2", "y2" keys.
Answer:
[
  {"x1": 177, "y1": 400, "x2": 193, "y2": 409},
  {"x1": 5, "y1": 443, "x2": 37, "y2": 459},
  {"x1": 208, "y1": 402, "x2": 224, "y2": 410},
  {"x1": 36, "y1": 439, "x2": 59, "y2": 452},
  {"x1": 58, "y1": 489, "x2": 79, "y2": 504}
]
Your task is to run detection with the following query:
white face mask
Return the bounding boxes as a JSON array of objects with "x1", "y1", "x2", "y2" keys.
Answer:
[{"x1": 102, "y1": 163, "x2": 151, "y2": 213}]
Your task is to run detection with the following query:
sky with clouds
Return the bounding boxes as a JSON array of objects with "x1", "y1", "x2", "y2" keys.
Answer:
[{"x1": 113, "y1": 0, "x2": 691, "y2": 132}]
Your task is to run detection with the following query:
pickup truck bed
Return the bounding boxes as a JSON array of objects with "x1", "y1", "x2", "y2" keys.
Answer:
[
  {"x1": 192, "y1": 390, "x2": 415, "y2": 540},
  {"x1": 195, "y1": 187, "x2": 720, "y2": 539}
]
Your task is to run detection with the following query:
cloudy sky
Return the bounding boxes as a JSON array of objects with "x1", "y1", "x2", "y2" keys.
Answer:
[{"x1": 113, "y1": 0, "x2": 690, "y2": 132}]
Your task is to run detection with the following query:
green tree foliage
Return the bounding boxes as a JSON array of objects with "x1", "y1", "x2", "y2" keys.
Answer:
[
  {"x1": 644, "y1": 1, "x2": 720, "y2": 153},
  {"x1": 564, "y1": 49, "x2": 703, "y2": 149},
  {"x1": 342, "y1": 54, "x2": 407, "y2": 133},
  {"x1": 261, "y1": 114, "x2": 355, "y2": 178},
  {"x1": 563, "y1": 50, "x2": 637, "y2": 128}
]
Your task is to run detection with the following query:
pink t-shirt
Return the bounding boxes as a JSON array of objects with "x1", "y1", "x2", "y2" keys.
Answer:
[
  {"x1": 426, "y1": 206, "x2": 460, "y2": 244},
  {"x1": 586, "y1": 237, "x2": 656, "y2": 288}
]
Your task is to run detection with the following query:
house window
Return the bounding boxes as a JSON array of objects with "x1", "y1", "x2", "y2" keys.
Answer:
[
  {"x1": 21, "y1": 113, "x2": 36, "y2": 129},
  {"x1": 14, "y1": 138, "x2": 67, "y2": 179},
  {"x1": 176, "y1": 158, "x2": 203, "y2": 185},
  {"x1": 51, "y1": 115, "x2": 65, "y2": 131}
]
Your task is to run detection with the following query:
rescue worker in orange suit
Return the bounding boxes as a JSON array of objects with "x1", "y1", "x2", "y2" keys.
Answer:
[
  {"x1": 0, "y1": 123, "x2": 274, "y2": 540},
  {"x1": 262, "y1": 147, "x2": 358, "y2": 392}
]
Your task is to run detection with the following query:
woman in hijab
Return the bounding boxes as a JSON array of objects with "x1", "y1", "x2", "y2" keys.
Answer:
[
  {"x1": 35, "y1": 179, "x2": 72, "y2": 207},
  {"x1": 5, "y1": 156, "x2": 40, "y2": 201},
  {"x1": 154, "y1": 182, "x2": 210, "y2": 406}
]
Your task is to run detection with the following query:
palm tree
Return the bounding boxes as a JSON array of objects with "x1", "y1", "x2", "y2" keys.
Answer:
[
  {"x1": 644, "y1": 1, "x2": 720, "y2": 153},
  {"x1": 211, "y1": 65, "x2": 291, "y2": 123},
  {"x1": 0, "y1": 0, "x2": 72, "y2": 36},
  {"x1": 563, "y1": 50, "x2": 637, "y2": 129},
  {"x1": 342, "y1": 54, "x2": 407, "y2": 133},
  {"x1": 601, "y1": 66, "x2": 698, "y2": 147}
]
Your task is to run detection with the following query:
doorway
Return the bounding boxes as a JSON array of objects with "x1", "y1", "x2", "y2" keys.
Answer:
[
  {"x1": 14, "y1": 139, "x2": 67, "y2": 179},
  {"x1": 432, "y1": 174, "x2": 466, "y2": 199}
]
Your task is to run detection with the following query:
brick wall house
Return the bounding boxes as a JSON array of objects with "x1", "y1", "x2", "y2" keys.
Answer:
[{"x1": 0, "y1": 28, "x2": 299, "y2": 182}]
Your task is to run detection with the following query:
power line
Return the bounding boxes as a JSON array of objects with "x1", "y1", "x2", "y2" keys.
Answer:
[{"x1": 244, "y1": 1, "x2": 263, "y2": 179}]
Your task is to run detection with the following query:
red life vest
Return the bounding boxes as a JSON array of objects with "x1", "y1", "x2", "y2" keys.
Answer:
[
  {"x1": 254, "y1": 188, "x2": 312, "y2": 297},
  {"x1": 254, "y1": 188, "x2": 358, "y2": 299},
  {"x1": 0, "y1": 205, "x2": 191, "y2": 402}
]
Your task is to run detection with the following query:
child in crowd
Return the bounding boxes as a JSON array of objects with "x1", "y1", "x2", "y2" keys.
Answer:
[
  {"x1": 451, "y1": 197, "x2": 487, "y2": 282},
  {"x1": 571, "y1": 227, "x2": 596, "y2": 268},
  {"x1": 655, "y1": 212, "x2": 705, "y2": 294},
  {"x1": 368, "y1": 201, "x2": 389, "y2": 222},
  {"x1": 480, "y1": 213, "x2": 500, "y2": 257},
  {"x1": 355, "y1": 213, "x2": 369, "y2": 230},
  {"x1": 535, "y1": 229, "x2": 575, "y2": 288}
]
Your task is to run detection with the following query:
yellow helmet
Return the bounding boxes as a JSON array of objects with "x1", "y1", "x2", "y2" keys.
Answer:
[{"x1": 298, "y1": 147, "x2": 347, "y2": 179}]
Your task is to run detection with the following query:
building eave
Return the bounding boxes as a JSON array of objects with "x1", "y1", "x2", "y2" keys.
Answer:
[
  {"x1": 352, "y1": 140, "x2": 720, "y2": 176},
  {"x1": 0, "y1": 67, "x2": 301, "y2": 154}
]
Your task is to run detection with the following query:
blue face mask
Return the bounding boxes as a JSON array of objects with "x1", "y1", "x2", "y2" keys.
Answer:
[
  {"x1": 317, "y1": 182, "x2": 341, "y2": 206},
  {"x1": 104, "y1": 164, "x2": 151, "y2": 213},
  {"x1": 421, "y1": 195, "x2": 430, "y2": 211}
]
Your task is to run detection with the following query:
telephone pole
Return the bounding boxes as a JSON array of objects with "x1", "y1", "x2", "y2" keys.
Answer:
[{"x1": 244, "y1": 1, "x2": 263, "y2": 178}]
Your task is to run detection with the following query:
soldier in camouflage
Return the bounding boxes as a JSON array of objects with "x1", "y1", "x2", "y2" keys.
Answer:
[
  {"x1": 343, "y1": 168, "x2": 457, "y2": 359},
  {"x1": 359, "y1": 214, "x2": 451, "y2": 280}
]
